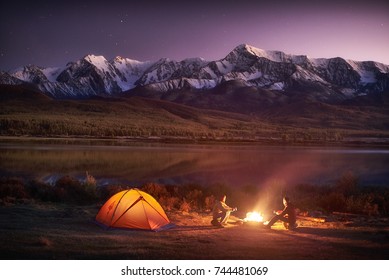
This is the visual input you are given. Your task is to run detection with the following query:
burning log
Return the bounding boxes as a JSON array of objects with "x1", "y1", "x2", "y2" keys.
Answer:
[{"x1": 242, "y1": 211, "x2": 264, "y2": 225}]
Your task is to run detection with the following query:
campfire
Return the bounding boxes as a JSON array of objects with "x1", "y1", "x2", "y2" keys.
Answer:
[{"x1": 243, "y1": 211, "x2": 264, "y2": 223}]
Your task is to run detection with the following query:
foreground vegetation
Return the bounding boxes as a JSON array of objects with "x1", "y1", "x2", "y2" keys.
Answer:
[
  {"x1": 1, "y1": 172, "x2": 388, "y2": 217},
  {"x1": 1, "y1": 173, "x2": 389, "y2": 260}
]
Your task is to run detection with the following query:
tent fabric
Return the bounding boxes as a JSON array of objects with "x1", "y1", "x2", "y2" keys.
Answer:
[{"x1": 96, "y1": 189, "x2": 171, "y2": 231}]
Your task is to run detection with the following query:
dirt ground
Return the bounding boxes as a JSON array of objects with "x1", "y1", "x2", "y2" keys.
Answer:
[{"x1": 0, "y1": 203, "x2": 388, "y2": 260}]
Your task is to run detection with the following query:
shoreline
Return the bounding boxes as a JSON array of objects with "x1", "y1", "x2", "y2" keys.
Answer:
[{"x1": 1, "y1": 135, "x2": 389, "y2": 148}]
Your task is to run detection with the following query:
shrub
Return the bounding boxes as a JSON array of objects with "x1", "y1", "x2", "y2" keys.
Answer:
[
  {"x1": 345, "y1": 193, "x2": 380, "y2": 216},
  {"x1": 84, "y1": 171, "x2": 97, "y2": 188},
  {"x1": 54, "y1": 176, "x2": 80, "y2": 202},
  {"x1": 361, "y1": 193, "x2": 380, "y2": 216},
  {"x1": 204, "y1": 195, "x2": 216, "y2": 211},
  {"x1": 83, "y1": 172, "x2": 98, "y2": 201},
  {"x1": 364, "y1": 202, "x2": 379, "y2": 216},
  {"x1": 141, "y1": 183, "x2": 169, "y2": 199},
  {"x1": 159, "y1": 196, "x2": 180, "y2": 211},
  {"x1": 0, "y1": 177, "x2": 29, "y2": 199},
  {"x1": 345, "y1": 195, "x2": 364, "y2": 214},
  {"x1": 186, "y1": 189, "x2": 204, "y2": 211},
  {"x1": 372, "y1": 190, "x2": 389, "y2": 216},
  {"x1": 54, "y1": 175, "x2": 97, "y2": 203},
  {"x1": 319, "y1": 192, "x2": 346, "y2": 213},
  {"x1": 97, "y1": 185, "x2": 126, "y2": 201},
  {"x1": 27, "y1": 180, "x2": 54, "y2": 201},
  {"x1": 335, "y1": 171, "x2": 358, "y2": 195},
  {"x1": 179, "y1": 199, "x2": 191, "y2": 212}
]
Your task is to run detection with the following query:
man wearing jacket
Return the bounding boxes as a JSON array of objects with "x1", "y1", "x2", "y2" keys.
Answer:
[
  {"x1": 265, "y1": 196, "x2": 297, "y2": 230},
  {"x1": 211, "y1": 195, "x2": 237, "y2": 227}
]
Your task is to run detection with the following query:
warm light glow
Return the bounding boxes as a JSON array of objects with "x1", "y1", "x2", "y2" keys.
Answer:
[{"x1": 243, "y1": 211, "x2": 264, "y2": 222}]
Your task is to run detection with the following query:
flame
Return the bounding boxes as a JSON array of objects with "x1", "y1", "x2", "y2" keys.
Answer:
[{"x1": 243, "y1": 211, "x2": 264, "y2": 222}]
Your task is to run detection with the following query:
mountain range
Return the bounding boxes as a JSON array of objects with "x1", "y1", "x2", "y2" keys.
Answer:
[
  {"x1": 1, "y1": 44, "x2": 389, "y2": 141},
  {"x1": 1, "y1": 44, "x2": 388, "y2": 104}
]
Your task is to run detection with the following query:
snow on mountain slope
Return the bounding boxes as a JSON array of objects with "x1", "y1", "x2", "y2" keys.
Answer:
[
  {"x1": 234, "y1": 44, "x2": 310, "y2": 66},
  {"x1": 12, "y1": 65, "x2": 49, "y2": 84},
  {"x1": 0, "y1": 71, "x2": 25, "y2": 85},
  {"x1": 1, "y1": 44, "x2": 388, "y2": 99},
  {"x1": 136, "y1": 57, "x2": 208, "y2": 86},
  {"x1": 112, "y1": 56, "x2": 154, "y2": 91},
  {"x1": 42, "y1": 67, "x2": 64, "y2": 83},
  {"x1": 146, "y1": 78, "x2": 218, "y2": 92},
  {"x1": 84, "y1": 55, "x2": 109, "y2": 72},
  {"x1": 346, "y1": 60, "x2": 389, "y2": 85}
]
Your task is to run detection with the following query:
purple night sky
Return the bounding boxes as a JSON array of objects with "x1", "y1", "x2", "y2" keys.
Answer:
[{"x1": 0, "y1": 0, "x2": 388, "y2": 71}]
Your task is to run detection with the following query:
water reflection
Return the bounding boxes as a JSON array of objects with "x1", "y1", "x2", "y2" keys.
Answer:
[{"x1": 1, "y1": 142, "x2": 388, "y2": 187}]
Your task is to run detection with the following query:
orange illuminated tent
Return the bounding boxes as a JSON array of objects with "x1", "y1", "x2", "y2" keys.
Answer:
[{"x1": 95, "y1": 189, "x2": 172, "y2": 231}]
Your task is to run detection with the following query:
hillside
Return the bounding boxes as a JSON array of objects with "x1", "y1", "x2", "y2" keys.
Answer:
[
  {"x1": 1, "y1": 85, "x2": 389, "y2": 143},
  {"x1": 0, "y1": 85, "x2": 275, "y2": 140}
]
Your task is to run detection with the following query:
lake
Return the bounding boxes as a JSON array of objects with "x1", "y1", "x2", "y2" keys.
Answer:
[{"x1": 1, "y1": 140, "x2": 388, "y2": 188}]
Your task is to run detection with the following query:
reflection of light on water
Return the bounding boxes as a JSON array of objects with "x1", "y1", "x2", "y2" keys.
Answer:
[{"x1": 1, "y1": 143, "x2": 389, "y2": 186}]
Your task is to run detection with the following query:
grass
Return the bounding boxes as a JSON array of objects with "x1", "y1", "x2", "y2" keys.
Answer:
[{"x1": 1, "y1": 85, "x2": 389, "y2": 144}]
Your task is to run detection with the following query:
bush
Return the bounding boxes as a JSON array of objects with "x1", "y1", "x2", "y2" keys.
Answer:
[
  {"x1": 84, "y1": 171, "x2": 97, "y2": 188},
  {"x1": 319, "y1": 192, "x2": 346, "y2": 213},
  {"x1": 335, "y1": 172, "x2": 358, "y2": 195},
  {"x1": 27, "y1": 180, "x2": 54, "y2": 201},
  {"x1": 54, "y1": 175, "x2": 97, "y2": 203},
  {"x1": 54, "y1": 176, "x2": 79, "y2": 202},
  {"x1": 204, "y1": 195, "x2": 216, "y2": 211},
  {"x1": 372, "y1": 190, "x2": 389, "y2": 216},
  {"x1": 1, "y1": 174, "x2": 388, "y2": 217},
  {"x1": 97, "y1": 185, "x2": 127, "y2": 201},
  {"x1": 159, "y1": 196, "x2": 180, "y2": 211},
  {"x1": 83, "y1": 172, "x2": 98, "y2": 201},
  {"x1": 141, "y1": 183, "x2": 169, "y2": 199},
  {"x1": 0, "y1": 177, "x2": 29, "y2": 199},
  {"x1": 179, "y1": 199, "x2": 191, "y2": 212},
  {"x1": 186, "y1": 189, "x2": 204, "y2": 211}
]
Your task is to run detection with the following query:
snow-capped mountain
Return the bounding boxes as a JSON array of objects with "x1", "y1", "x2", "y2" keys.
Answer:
[{"x1": 1, "y1": 44, "x2": 388, "y2": 99}]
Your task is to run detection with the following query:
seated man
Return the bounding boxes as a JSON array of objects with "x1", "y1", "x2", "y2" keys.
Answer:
[
  {"x1": 265, "y1": 196, "x2": 297, "y2": 230},
  {"x1": 211, "y1": 195, "x2": 237, "y2": 227}
]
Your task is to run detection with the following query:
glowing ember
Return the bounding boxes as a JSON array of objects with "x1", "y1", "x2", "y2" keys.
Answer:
[{"x1": 243, "y1": 211, "x2": 264, "y2": 222}]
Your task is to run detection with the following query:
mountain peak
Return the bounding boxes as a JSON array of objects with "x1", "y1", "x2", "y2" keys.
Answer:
[
  {"x1": 113, "y1": 55, "x2": 124, "y2": 61},
  {"x1": 234, "y1": 44, "x2": 264, "y2": 55},
  {"x1": 236, "y1": 43, "x2": 260, "y2": 50},
  {"x1": 232, "y1": 44, "x2": 289, "y2": 63},
  {"x1": 112, "y1": 56, "x2": 146, "y2": 65},
  {"x1": 83, "y1": 54, "x2": 107, "y2": 64},
  {"x1": 80, "y1": 54, "x2": 113, "y2": 73}
]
